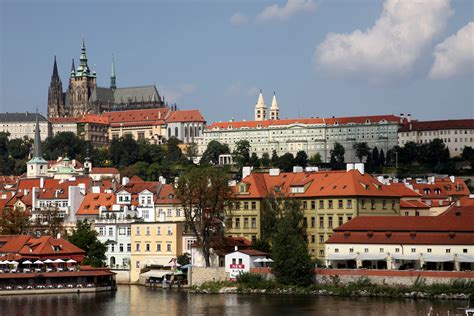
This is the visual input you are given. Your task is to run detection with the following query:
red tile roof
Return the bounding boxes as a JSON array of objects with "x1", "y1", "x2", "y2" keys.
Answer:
[
  {"x1": 103, "y1": 108, "x2": 169, "y2": 127},
  {"x1": 165, "y1": 109, "x2": 205, "y2": 123},
  {"x1": 400, "y1": 200, "x2": 430, "y2": 209},
  {"x1": 78, "y1": 114, "x2": 109, "y2": 125},
  {"x1": 406, "y1": 178, "x2": 470, "y2": 199},
  {"x1": 386, "y1": 183, "x2": 421, "y2": 197},
  {"x1": 155, "y1": 184, "x2": 180, "y2": 204},
  {"x1": 77, "y1": 193, "x2": 115, "y2": 216},
  {"x1": 49, "y1": 117, "x2": 80, "y2": 124},
  {"x1": 90, "y1": 167, "x2": 120, "y2": 175},
  {"x1": 238, "y1": 249, "x2": 268, "y2": 256},
  {"x1": 399, "y1": 119, "x2": 474, "y2": 132},
  {"x1": 208, "y1": 115, "x2": 402, "y2": 130},
  {"x1": 236, "y1": 169, "x2": 400, "y2": 199}
]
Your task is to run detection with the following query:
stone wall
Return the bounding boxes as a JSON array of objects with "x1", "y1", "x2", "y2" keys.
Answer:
[
  {"x1": 189, "y1": 267, "x2": 227, "y2": 286},
  {"x1": 112, "y1": 269, "x2": 131, "y2": 284},
  {"x1": 315, "y1": 269, "x2": 474, "y2": 286}
]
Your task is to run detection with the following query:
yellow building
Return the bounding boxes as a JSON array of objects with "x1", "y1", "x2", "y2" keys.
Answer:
[
  {"x1": 227, "y1": 166, "x2": 401, "y2": 260},
  {"x1": 130, "y1": 221, "x2": 183, "y2": 283}
]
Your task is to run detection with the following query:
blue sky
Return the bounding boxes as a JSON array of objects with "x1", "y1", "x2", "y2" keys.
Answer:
[{"x1": 1, "y1": 0, "x2": 473, "y2": 123}]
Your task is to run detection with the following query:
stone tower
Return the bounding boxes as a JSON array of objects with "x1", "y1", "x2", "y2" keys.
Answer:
[
  {"x1": 27, "y1": 113, "x2": 48, "y2": 178},
  {"x1": 67, "y1": 39, "x2": 97, "y2": 117},
  {"x1": 47, "y1": 56, "x2": 64, "y2": 118},
  {"x1": 269, "y1": 92, "x2": 280, "y2": 120},
  {"x1": 254, "y1": 89, "x2": 267, "y2": 121}
]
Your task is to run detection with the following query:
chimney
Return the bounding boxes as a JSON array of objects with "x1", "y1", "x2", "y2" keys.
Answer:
[
  {"x1": 407, "y1": 114, "x2": 411, "y2": 123},
  {"x1": 354, "y1": 163, "x2": 365, "y2": 175},
  {"x1": 449, "y1": 175, "x2": 455, "y2": 183},
  {"x1": 242, "y1": 166, "x2": 253, "y2": 179},
  {"x1": 455, "y1": 200, "x2": 461, "y2": 207},
  {"x1": 400, "y1": 113, "x2": 404, "y2": 123},
  {"x1": 40, "y1": 177, "x2": 45, "y2": 189},
  {"x1": 346, "y1": 163, "x2": 355, "y2": 172},
  {"x1": 122, "y1": 177, "x2": 130, "y2": 186},
  {"x1": 269, "y1": 168, "x2": 280, "y2": 176},
  {"x1": 293, "y1": 166, "x2": 303, "y2": 173},
  {"x1": 234, "y1": 246, "x2": 238, "y2": 252}
]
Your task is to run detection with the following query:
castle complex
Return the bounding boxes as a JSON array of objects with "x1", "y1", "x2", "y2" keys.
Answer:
[{"x1": 47, "y1": 40, "x2": 164, "y2": 118}]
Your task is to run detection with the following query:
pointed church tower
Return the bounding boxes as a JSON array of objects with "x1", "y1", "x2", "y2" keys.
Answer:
[
  {"x1": 254, "y1": 89, "x2": 267, "y2": 121},
  {"x1": 27, "y1": 113, "x2": 48, "y2": 178},
  {"x1": 47, "y1": 56, "x2": 64, "y2": 118},
  {"x1": 110, "y1": 56, "x2": 117, "y2": 90},
  {"x1": 269, "y1": 92, "x2": 280, "y2": 120}
]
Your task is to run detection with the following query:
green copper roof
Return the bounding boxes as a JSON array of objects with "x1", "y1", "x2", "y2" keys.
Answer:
[{"x1": 27, "y1": 157, "x2": 48, "y2": 164}]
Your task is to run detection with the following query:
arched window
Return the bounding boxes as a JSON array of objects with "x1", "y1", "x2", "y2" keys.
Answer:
[
  {"x1": 195, "y1": 126, "x2": 198, "y2": 136},
  {"x1": 184, "y1": 126, "x2": 188, "y2": 138},
  {"x1": 175, "y1": 127, "x2": 178, "y2": 137},
  {"x1": 168, "y1": 128, "x2": 171, "y2": 138},
  {"x1": 190, "y1": 126, "x2": 194, "y2": 138}
]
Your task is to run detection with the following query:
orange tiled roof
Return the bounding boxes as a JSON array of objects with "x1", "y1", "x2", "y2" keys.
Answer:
[
  {"x1": 90, "y1": 167, "x2": 120, "y2": 175},
  {"x1": 78, "y1": 114, "x2": 109, "y2": 125},
  {"x1": 407, "y1": 178, "x2": 470, "y2": 199},
  {"x1": 165, "y1": 109, "x2": 205, "y2": 123},
  {"x1": 400, "y1": 200, "x2": 430, "y2": 209},
  {"x1": 399, "y1": 119, "x2": 474, "y2": 132},
  {"x1": 386, "y1": 183, "x2": 421, "y2": 197},
  {"x1": 208, "y1": 115, "x2": 402, "y2": 130},
  {"x1": 236, "y1": 169, "x2": 400, "y2": 199},
  {"x1": 48, "y1": 117, "x2": 80, "y2": 124},
  {"x1": 103, "y1": 108, "x2": 169, "y2": 127},
  {"x1": 0, "y1": 235, "x2": 85, "y2": 258},
  {"x1": 155, "y1": 184, "x2": 180, "y2": 204},
  {"x1": 76, "y1": 193, "x2": 115, "y2": 216}
]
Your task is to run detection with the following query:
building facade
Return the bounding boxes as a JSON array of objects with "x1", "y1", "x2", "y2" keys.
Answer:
[
  {"x1": 0, "y1": 112, "x2": 50, "y2": 141},
  {"x1": 196, "y1": 91, "x2": 402, "y2": 162},
  {"x1": 398, "y1": 119, "x2": 474, "y2": 157}
]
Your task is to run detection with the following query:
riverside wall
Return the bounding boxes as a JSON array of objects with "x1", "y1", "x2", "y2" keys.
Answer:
[{"x1": 189, "y1": 267, "x2": 227, "y2": 286}]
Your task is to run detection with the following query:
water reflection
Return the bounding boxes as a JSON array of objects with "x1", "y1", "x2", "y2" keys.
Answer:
[{"x1": 0, "y1": 285, "x2": 467, "y2": 316}]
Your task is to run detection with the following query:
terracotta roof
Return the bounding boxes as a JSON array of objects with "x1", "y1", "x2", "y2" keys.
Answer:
[
  {"x1": 130, "y1": 175, "x2": 144, "y2": 182},
  {"x1": 155, "y1": 184, "x2": 180, "y2": 204},
  {"x1": 119, "y1": 181, "x2": 161, "y2": 194},
  {"x1": 0, "y1": 270, "x2": 115, "y2": 279},
  {"x1": 77, "y1": 193, "x2": 115, "y2": 216},
  {"x1": 0, "y1": 235, "x2": 85, "y2": 258},
  {"x1": 78, "y1": 114, "x2": 109, "y2": 125},
  {"x1": 386, "y1": 183, "x2": 421, "y2": 197},
  {"x1": 49, "y1": 117, "x2": 79, "y2": 124},
  {"x1": 103, "y1": 108, "x2": 169, "y2": 127},
  {"x1": 406, "y1": 178, "x2": 470, "y2": 199},
  {"x1": 400, "y1": 200, "x2": 430, "y2": 209},
  {"x1": 238, "y1": 249, "x2": 268, "y2": 256},
  {"x1": 165, "y1": 109, "x2": 205, "y2": 123},
  {"x1": 208, "y1": 115, "x2": 402, "y2": 130},
  {"x1": 399, "y1": 119, "x2": 474, "y2": 132},
  {"x1": 236, "y1": 169, "x2": 400, "y2": 199},
  {"x1": 90, "y1": 167, "x2": 120, "y2": 175}
]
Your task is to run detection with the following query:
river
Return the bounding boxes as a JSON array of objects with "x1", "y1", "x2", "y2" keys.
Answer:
[{"x1": 0, "y1": 285, "x2": 468, "y2": 316}]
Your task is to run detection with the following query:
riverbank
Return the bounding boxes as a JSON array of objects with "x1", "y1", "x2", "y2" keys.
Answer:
[{"x1": 191, "y1": 277, "x2": 473, "y2": 300}]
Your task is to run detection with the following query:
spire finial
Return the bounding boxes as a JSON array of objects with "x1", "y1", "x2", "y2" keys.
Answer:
[
  {"x1": 110, "y1": 55, "x2": 117, "y2": 90},
  {"x1": 33, "y1": 111, "x2": 42, "y2": 158}
]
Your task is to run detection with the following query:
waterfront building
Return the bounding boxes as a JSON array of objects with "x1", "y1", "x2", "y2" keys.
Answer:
[
  {"x1": 225, "y1": 249, "x2": 268, "y2": 279},
  {"x1": 154, "y1": 184, "x2": 185, "y2": 222},
  {"x1": 0, "y1": 112, "x2": 50, "y2": 141},
  {"x1": 130, "y1": 221, "x2": 184, "y2": 283},
  {"x1": 228, "y1": 164, "x2": 401, "y2": 259},
  {"x1": 190, "y1": 236, "x2": 252, "y2": 268},
  {"x1": 47, "y1": 40, "x2": 164, "y2": 118},
  {"x1": 196, "y1": 92, "x2": 402, "y2": 162},
  {"x1": 325, "y1": 203, "x2": 474, "y2": 271},
  {"x1": 398, "y1": 119, "x2": 474, "y2": 157}
]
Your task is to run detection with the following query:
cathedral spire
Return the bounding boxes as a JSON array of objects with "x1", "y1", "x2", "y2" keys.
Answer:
[
  {"x1": 270, "y1": 91, "x2": 280, "y2": 120},
  {"x1": 70, "y1": 58, "x2": 76, "y2": 78},
  {"x1": 254, "y1": 89, "x2": 267, "y2": 121},
  {"x1": 52, "y1": 56, "x2": 59, "y2": 80},
  {"x1": 77, "y1": 38, "x2": 90, "y2": 76},
  {"x1": 33, "y1": 112, "x2": 42, "y2": 158},
  {"x1": 110, "y1": 55, "x2": 117, "y2": 90}
]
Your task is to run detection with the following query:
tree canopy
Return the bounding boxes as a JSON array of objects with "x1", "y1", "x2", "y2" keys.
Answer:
[
  {"x1": 68, "y1": 220, "x2": 106, "y2": 267},
  {"x1": 330, "y1": 142, "x2": 345, "y2": 170},
  {"x1": 200, "y1": 140, "x2": 230, "y2": 165}
]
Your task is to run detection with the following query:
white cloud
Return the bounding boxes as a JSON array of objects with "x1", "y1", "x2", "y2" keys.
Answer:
[
  {"x1": 230, "y1": 12, "x2": 249, "y2": 26},
  {"x1": 161, "y1": 83, "x2": 197, "y2": 103},
  {"x1": 256, "y1": 0, "x2": 316, "y2": 23},
  {"x1": 429, "y1": 22, "x2": 474, "y2": 79},
  {"x1": 315, "y1": 0, "x2": 452, "y2": 83}
]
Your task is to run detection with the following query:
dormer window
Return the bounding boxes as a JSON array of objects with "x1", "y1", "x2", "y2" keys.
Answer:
[
  {"x1": 239, "y1": 184, "x2": 247, "y2": 193},
  {"x1": 52, "y1": 245, "x2": 61, "y2": 252},
  {"x1": 290, "y1": 186, "x2": 305, "y2": 194}
]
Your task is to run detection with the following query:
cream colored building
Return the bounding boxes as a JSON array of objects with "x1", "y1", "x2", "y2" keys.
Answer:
[
  {"x1": 196, "y1": 92, "x2": 402, "y2": 162},
  {"x1": 0, "y1": 112, "x2": 50, "y2": 141},
  {"x1": 130, "y1": 221, "x2": 184, "y2": 283},
  {"x1": 398, "y1": 118, "x2": 474, "y2": 157},
  {"x1": 49, "y1": 117, "x2": 79, "y2": 135}
]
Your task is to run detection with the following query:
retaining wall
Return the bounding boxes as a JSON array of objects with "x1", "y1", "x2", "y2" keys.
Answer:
[
  {"x1": 189, "y1": 267, "x2": 227, "y2": 286},
  {"x1": 112, "y1": 269, "x2": 131, "y2": 284}
]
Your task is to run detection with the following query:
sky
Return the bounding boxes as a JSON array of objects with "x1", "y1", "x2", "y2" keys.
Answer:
[{"x1": 1, "y1": 0, "x2": 473, "y2": 123}]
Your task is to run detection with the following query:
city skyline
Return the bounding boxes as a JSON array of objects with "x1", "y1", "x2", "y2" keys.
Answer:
[{"x1": 1, "y1": 0, "x2": 473, "y2": 123}]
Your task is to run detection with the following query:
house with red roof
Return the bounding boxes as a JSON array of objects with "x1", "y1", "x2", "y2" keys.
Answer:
[
  {"x1": 164, "y1": 109, "x2": 206, "y2": 144},
  {"x1": 325, "y1": 204, "x2": 474, "y2": 271},
  {"x1": 228, "y1": 165, "x2": 402, "y2": 259}
]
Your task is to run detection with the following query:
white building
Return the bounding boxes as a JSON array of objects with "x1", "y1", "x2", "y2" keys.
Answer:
[
  {"x1": 225, "y1": 249, "x2": 268, "y2": 279},
  {"x1": 325, "y1": 206, "x2": 474, "y2": 271},
  {"x1": 196, "y1": 92, "x2": 402, "y2": 162},
  {"x1": 398, "y1": 118, "x2": 474, "y2": 157},
  {"x1": 49, "y1": 117, "x2": 79, "y2": 135},
  {"x1": 95, "y1": 217, "x2": 134, "y2": 269},
  {"x1": 0, "y1": 112, "x2": 50, "y2": 141}
]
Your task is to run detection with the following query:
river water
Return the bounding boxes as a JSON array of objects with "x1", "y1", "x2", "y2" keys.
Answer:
[{"x1": 0, "y1": 285, "x2": 468, "y2": 316}]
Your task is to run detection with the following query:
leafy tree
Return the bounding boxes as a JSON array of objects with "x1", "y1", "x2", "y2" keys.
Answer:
[
  {"x1": 276, "y1": 153, "x2": 295, "y2": 172},
  {"x1": 200, "y1": 140, "x2": 230, "y2": 165},
  {"x1": 35, "y1": 206, "x2": 64, "y2": 237},
  {"x1": 177, "y1": 253, "x2": 191, "y2": 266},
  {"x1": 295, "y1": 150, "x2": 308, "y2": 168},
  {"x1": 353, "y1": 142, "x2": 370, "y2": 163},
  {"x1": 260, "y1": 152, "x2": 270, "y2": 167},
  {"x1": 42, "y1": 132, "x2": 90, "y2": 160},
  {"x1": 308, "y1": 153, "x2": 322, "y2": 166},
  {"x1": 330, "y1": 142, "x2": 345, "y2": 170},
  {"x1": 462, "y1": 146, "x2": 474, "y2": 161},
  {"x1": 175, "y1": 166, "x2": 231, "y2": 267},
  {"x1": 379, "y1": 149, "x2": 386, "y2": 166},
  {"x1": 109, "y1": 134, "x2": 139, "y2": 167},
  {"x1": 68, "y1": 220, "x2": 106, "y2": 267},
  {"x1": 271, "y1": 199, "x2": 313, "y2": 286},
  {"x1": 8, "y1": 137, "x2": 32, "y2": 160},
  {"x1": 0, "y1": 206, "x2": 30, "y2": 234},
  {"x1": 398, "y1": 142, "x2": 418, "y2": 165},
  {"x1": 166, "y1": 136, "x2": 185, "y2": 163},
  {"x1": 185, "y1": 143, "x2": 198, "y2": 162},
  {"x1": 251, "y1": 238, "x2": 272, "y2": 254},
  {"x1": 249, "y1": 152, "x2": 260, "y2": 168},
  {"x1": 233, "y1": 140, "x2": 251, "y2": 167},
  {"x1": 426, "y1": 139, "x2": 449, "y2": 165},
  {"x1": 271, "y1": 150, "x2": 279, "y2": 166},
  {"x1": 372, "y1": 146, "x2": 380, "y2": 167}
]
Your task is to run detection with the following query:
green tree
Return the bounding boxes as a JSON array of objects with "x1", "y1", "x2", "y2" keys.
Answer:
[
  {"x1": 249, "y1": 152, "x2": 260, "y2": 168},
  {"x1": 295, "y1": 150, "x2": 308, "y2": 168},
  {"x1": 200, "y1": 140, "x2": 230, "y2": 165},
  {"x1": 177, "y1": 253, "x2": 191, "y2": 266},
  {"x1": 372, "y1": 146, "x2": 380, "y2": 167},
  {"x1": 185, "y1": 143, "x2": 199, "y2": 162},
  {"x1": 68, "y1": 220, "x2": 106, "y2": 267},
  {"x1": 0, "y1": 206, "x2": 30, "y2": 234},
  {"x1": 260, "y1": 152, "x2": 270, "y2": 167},
  {"x1": 308, "y1": 153, "x2": 322, "y2": 166},
  {"x1": 42, "y1": 132, "x2": 90, "y2": 160},
  {"x1": 109, "y1": 134, "x2": 139, "y2": 167},
  {"x1": 271, "y1": 199, "x2": 313, "y2": 286},
  {"x1": 251, "y1": 238, "x2": 272, "y2": 254},
  {"x1": 233, "y1": 140, "x2": 251, "y2": 167},
  {"x1": 271, "y1": 150, "x2": 279, "y2": 166},
  {"x1": 398, "y1": 142, "x2": 418, "y2": 165},
  {"x1": 330, "y1": 142, "x2": 345, "y2": 170},
  {"x1": 379, "y1": 149, "x2": 386, "y2": 166},
  {"x1": 8, "y1": 137, "x2": 32, "y2": 160},
  {"x1": 353, "y1": 142, "x2": 370, "y2": 163},
  {"x1": 175, "y1": 166, "x2": 231, "y2": 267},
  {"x1": 276, "y1": 153, "x2": 295, "y2": 172},
  {"x1": 166, "y1": 136, "x2": 185, "y2": 163}
]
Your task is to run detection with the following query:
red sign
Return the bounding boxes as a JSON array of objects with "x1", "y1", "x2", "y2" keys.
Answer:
[{"x1": 230, "y1": 264, "x2": 245, "y2": 269}]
